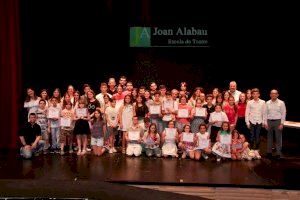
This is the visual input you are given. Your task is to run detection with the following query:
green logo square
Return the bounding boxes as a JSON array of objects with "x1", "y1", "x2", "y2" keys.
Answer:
[{"x1": 130, "y1": 27, "x2": 151, "y2": 47}]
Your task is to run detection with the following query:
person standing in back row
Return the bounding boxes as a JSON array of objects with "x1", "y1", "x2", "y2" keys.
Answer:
[{"x1": 264, "y1": 89, "x2": 286, "y2": 159}]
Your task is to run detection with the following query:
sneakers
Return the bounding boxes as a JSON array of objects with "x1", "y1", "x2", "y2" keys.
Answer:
[
  {"x1": 109, "y1": 149, "x2": 114, "y2": 154},
  {"x1": 86, "y1": 147, "x2": 91, "y2": 152},
  {"x1": 60, "y1": 150, "x2": 65, "y2": 156},
  {"x1": 203, "y1": 154, "x2": 209, "y2": 160},
  {"x1": 112, "y1": 147, "x2": 117, "y2": 153},
  {"x1": 81, "y1": 150, "x2": 87, "y2": 155},
  {"x1": 216, "y1": 157, "x2": 221, "y2": 162},
  {"x1": 122, "y1": 148, "x2": 126, "y2": 154},
  {"x1": 77, "y1": 150, "x2": 82, "y2": 156},
  {"x1": 69, "y1": 149, "x2": 73, "y2": 154}
]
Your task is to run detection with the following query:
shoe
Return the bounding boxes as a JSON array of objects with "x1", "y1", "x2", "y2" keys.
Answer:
[
  {"x1": 122, "y1": 148, "x2": 126, "y2": 154},
  {"x1": 112, "y1": 147, "x2": 117, "y2": 153},
  {"x1": 203, "y1": 154, "x2": 209, "y2": 160},
  {"x1": 69, "y1": 149, "x2": 73, "y2": 154},
  {"x1": 60, "y1": 151, "x2": 65, "y2": 156},
  {"x1": 109, "y1": 149, "x2": 114, "y2": 154},
  {"x1": 216, "y1": 156, "x2": 221, "y2": 162},
  {"x1": 86, "y1": 147, "x2": 91, "y2": 152},
  {"x1": 182, "y1": 152, "x2": 187, "y2": 159},
  {"x1": 77, "y1": 150, "x2": 82, "y2": 156},
  {"x1": 81, "y1": 150, "x2": 87, "y2": 155},
  {"x1": 34, "y1": 152, "x2": 40, "y2": 157}
]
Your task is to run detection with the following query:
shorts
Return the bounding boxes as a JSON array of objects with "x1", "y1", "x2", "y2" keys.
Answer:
[
  {"x1": 60, "y1": 129, "x2": 73, "y2": 144},
  {"x1": 107, "y1": 126, "x2": 119, "y2": 136},
  {"x1": 91, "y1": 137, "x2": 104, "y2": 147}
]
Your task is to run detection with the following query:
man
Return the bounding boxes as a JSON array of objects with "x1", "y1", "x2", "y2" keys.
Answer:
[
  {"x1": 95, "y1": 82, "x2": 112, "y2": 106},
  {"x1": 149, "y1": 82, "x2": 158, "y2": 98},
  {"x1": 245, "y1": 88, "x2": 266, "y2": 150},
  {"x1": 264, "y1": 89, "x2": 286, "y2": 159},
  {"x1": 107, "y1": 77, "x2": 117, "y2": 95},
  {"x1": 19, "y1": 113, "x2": 45, "y2": 158},
  {"x1": 119, "y1": 76, "x2": 127, "y2": 91},
  {"x1": 81, "y1": 83, "x2": 91, "y2": 105},
  {"x1": 228, "y1": 81, "x2": 242, "y2": 103}
]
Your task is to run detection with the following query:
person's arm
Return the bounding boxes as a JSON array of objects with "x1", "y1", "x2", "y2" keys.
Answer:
[
  {"x1": 245, "y1": 102, "x2": 250, "y2": 128},
  {"x1": 279, "y1": 101, "x2": 286, "y2": 130},
  {"x1": 161, "y1": 131, "x2": 166, "y2": 143},
  {"x1": 19, "y1": 136, "x2": 27, "y2": 146},
  {"x1": 118, "y1": 106, "x2": 124, "y2": 129},
  {"x1": 31, "y1": 136, "x2": 41, "y2": 149}
]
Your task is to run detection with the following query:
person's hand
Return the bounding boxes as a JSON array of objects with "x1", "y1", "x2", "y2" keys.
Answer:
[
  {"x1": 24, "y1": 145, "x2": 31, "y2": 150},
  {"x1": 278, "y1": 124, "x2": 284, "y2": 130},
  {"x1": 247, "y1": 124, "x2": 251, "y2": 129},
  {"x1": 31, "y1": 143, "x2": 37, "y2": 149},
  {"x1": 264, "y1": 124, "x2": 269, "y2": 130}
]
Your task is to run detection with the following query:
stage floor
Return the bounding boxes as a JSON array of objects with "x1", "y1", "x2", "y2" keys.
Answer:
[{"x1": 1, "y1": 150, "x2": 300, "y2": 190}]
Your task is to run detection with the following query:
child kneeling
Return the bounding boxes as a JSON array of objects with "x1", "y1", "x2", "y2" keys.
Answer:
[
  {"x1": 143, "y1": 123, "x2": 161, "y2": 157},
  {"x1": 125, "y1": 116, "x2": 143, "y2": 157}
]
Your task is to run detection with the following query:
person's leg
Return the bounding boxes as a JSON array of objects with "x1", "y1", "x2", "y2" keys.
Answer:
[
  {"x1": 249, "y1": 123, "x2": 255, "y2": 148},
  {"x1": 267, "y1": 120, "x2": 274, "y2": 155},
  {"x1": 274, "y1": 121, "x2": 283, "y2": 156},
  {"x1": 59, "y1": 130, "x2": 66, "y2": 154},
  {"x1": 255, "y1": 124, "x2": 262, "y2": 149},
  {"x1": 195, "y1": 150, "x2": 201, "y2": 160},
  {"x1": 154, "y1": 147, "x2": 162, "y2": 157},
  {"x1": 133, "y1": 145, "x2": 142, "y2": 156},
  {"x1": 51, "y1": 128, "x2": 57, "y2": 149},
  {"x1": 55, "y1": 127, "x2": 60, "y2": 150},
  {"x1": 126, "y1": 144, "x2": 134, "y2": 156},
  {"x1": 81, "y1": 135, "x2": 87, "y2": 155},
  {"x1": 145, "y1": 148, "x2": 153, "y2": 157},
  {"x1": 76, "y1": 135, "x2": 82, "y2": 155},
  {"x1": 122, "y1": 131, "x2": 126, "y2": 153},
  {"x1": 189, "y1": 150, "x2": 195, "y2": 160},
  {"x1": 20, "y1": 147, "x2": 33, "y2": 159}
]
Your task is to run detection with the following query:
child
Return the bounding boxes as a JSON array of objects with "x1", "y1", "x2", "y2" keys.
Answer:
[
  {"x1": 36, "y1": 99, "x2": 49, "y2": 152},
  {"x1": 143, "y1": 123, "x2": 161, "y2": 157},
  {"x1": 125, "y1": 116, "x2": 143, "y2": 157},
  {"x1": 179, "y1": 124, "x2": 196, "y2": 159},
  {"x1": 239, "y1": 134, "x2": 261, "y2": 160},
  {"x1": 212, "y1": 122, "x2": 232, "y2": 162},
  {"x1": 231, "y1": 129, "x2": 243, "y2": 160},
  {"x1": 161, "y1": 121, "x2": 179, "y2": 157},
  {"x1": 73, "y1": 100, "x2": 91, "y2": 155},
  {"x1": 176, "y1": 96, "x2": 192, "y2": 133},
  {"x1": 105, "y1": 98, "x2": 119, "y2": 153},
  {"x1": 191, "y1": 98, "x2": 207, "y2": 133},
  {"x1": 149, "y1": 91, "x2": 163, "y2": 134},
  {"x1": 194, "y1": 123, "x2": 212, "y2": 160},
  {"x1": 208, "y1": 104, "x2": 229, "y2": 143},
  {"x1": 223, "y1": 96, "x2": 238, "y2": 131},
  {"x1": 47, "y1": 97, "x2": 61, "y2": 153},
  {"x1": 59, "y1": 101, "x2": 74, "y2": 155},
  {"x1": 91, "y1": 109, "x2": 106, "y2": 156},
  {"x1": 162, "y1": 91, "x2": 178, "y2": 130}
]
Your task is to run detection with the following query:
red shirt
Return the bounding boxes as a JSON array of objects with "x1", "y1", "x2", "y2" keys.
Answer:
[
  {"x1": 237, "y1": 102, "x2": 246, "y2": 118},
  {"x1": 223, "y1": 104, "x2": 237, "y2": 125},
  {"x1": 176, "y1": 104, "x2": 192, "y2": 124}
]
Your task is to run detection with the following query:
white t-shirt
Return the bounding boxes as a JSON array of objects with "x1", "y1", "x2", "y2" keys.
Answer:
[
  {"x1": 96, "y1": 93, "x2": 112, "y2": 105},
  {"x1": 105, "y1": 106, "x2": 118, "y2": 127}
]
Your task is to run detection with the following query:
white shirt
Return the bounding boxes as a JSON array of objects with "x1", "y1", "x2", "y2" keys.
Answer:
[
  {"x1": 95, "y1": 93, "x2": 112, "y2": 105},
  {"x1": 209, "y1": 111, "x2": 229, "y2": 127},
  {"x1": 229, "y1": 89, "x2": 242, "y2": 102},
  {"x1": 105, "y1": 106, "x2": 118, "y2": 127},
  {"x1": 245, "y1": 98, "x2": 266, "y2": 125},
  {"x1": 265, "y1": 98, "x2": 286, "y2": 124}
]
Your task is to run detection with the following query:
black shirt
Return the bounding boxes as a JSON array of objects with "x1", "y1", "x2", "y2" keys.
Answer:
[
  {"x1": 19, "y1": 122, "x2": 41, "y2": 145},
  {"x1": 203, "y1": 104, "x2": 215, "y2": 124},
  {"x1": 87, "y1": 99, "x2": 100, "y2": 114}
]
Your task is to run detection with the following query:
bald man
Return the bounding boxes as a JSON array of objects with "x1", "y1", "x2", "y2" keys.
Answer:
[{"x1": 228, "y1": 81, "x2": 241, "y2": 102}]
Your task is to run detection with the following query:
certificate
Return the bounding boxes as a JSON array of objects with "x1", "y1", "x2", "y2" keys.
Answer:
[
  {"x1": 195, "y1": 108, "x2": 206, "y2": 117},
  {"x1": 212, "y1": 113, "x2": 222, "y2": 122},
  {"x1": 150, "y1": 105, "x2": 161, "y2": 115},
  {"x1": 162, "y1": 114, "x2": 172, "y2": 121},
  {"x1": 48, "y1": 108, "x2": 60, "y2": 118},
  {"x1": 76, "y1": 108, "x2": 87, "y2": 118},
  {"x1": 220, "y1": 134, "x2": 231, "y2": 144},
  {"x1": 178, "y1": 109, "x2": 189, "y2": 118},
  {"x1": 165, "y1": 128, "x2": 176, "y2": 140},
  {"x1": 60, "y1": 117, "x2": 71, "y2": 127},
  {"x1": 198, "y1": 139, "x2": 210, "y2": 149},
  {"x1": 163, "y1": 102, "x2": 172, "y2": 110},
  {"x1": 232, "y1": 143, "x2": 243, "y2": 149},
  {"x1": 182, "y1": 133, "x2": 194, "y2": 143},
  {"x1": 128, "y1": 131, "x2": 140, "y2": 141}
]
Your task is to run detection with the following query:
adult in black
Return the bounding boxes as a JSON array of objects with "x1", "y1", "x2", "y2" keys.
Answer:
[{"x1": 19, "y1": 113, "x2": 45, "y2": 158}]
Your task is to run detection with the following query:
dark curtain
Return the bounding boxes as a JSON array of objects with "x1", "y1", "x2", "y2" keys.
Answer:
[{"x1": 0, "y1": 0, "x2": 21, "y2": 148}]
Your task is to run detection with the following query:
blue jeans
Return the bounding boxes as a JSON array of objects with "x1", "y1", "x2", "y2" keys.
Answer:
[
  {"x1": 20, "y1": 140, "x2": 45, "y2": 158},
  {"x1": 51, "y1": 127, "x2": 60, "y2": 149},
  {"x1": 250, "y1": 123, "x2": 262, "y2": 149}
]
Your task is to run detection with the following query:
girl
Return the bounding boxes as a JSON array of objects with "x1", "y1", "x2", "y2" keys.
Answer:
[
  {"x1": 36, "y1": 99, "x2": 49, "y2": 152},
  {"x1": 179, "y1": 124, "x2": 196, "y2": 159},
  {"x1": 191, "y1": 98, "x2": 207, "y2": 133},
  {"x1": 134, "y1": 95, "x2": 149, "y2": 130},
  {"x1": 149, "y1": 91, "x2": 163, "y2": 134},
  {"x1": 24, "y1": 87, "x2": 40, "y2": 120},
  {"x1": 180, "y1": 82, "x2": 190, "y2": 98},
  {"x1": 194, "y1": 123, "x2": 212, "y2": 160},
  {"x1": 236, "y1": 93, "x2": 249, "y2": 141},
  {"x1": 113, "y1": 85, "x2": 126, "y2": 111},
  {"x1": 161, "y1": 121, "x2": 179, "y2": 157},
  {"x1": 176, "y1": 95, "x2": 192, "y2": 133},
  {"x1": 144, "y1": 90, "x2": 153, "y2": 108},
  {"x1": 59, "y1": 101, "x2": 74, "y2": 155},
  {"x1": 66, "y1": 85, "x2": 75, "y2": 104},
  {"x1": 222, "y1": 91, "x2": 230, "y2": 108},
  {"x1": 131, "y1": 88, "x2": 138, "y2": 101},
  {"x1": 87, "y1": 90, "x2": 101, "y2": 117},
  {"x1": 208, "y1": 104, "x2": 229, "y2": 143},
  {"x1": 105, "y1": 98, "x2": 119, "y2": 153},
  {"x1": 119, "y1": 94, "x2": 135, "y2": 153},
  {"x1": 212, "y1": 122, "x2": 232, "y2": 162},
  {"x1": 39, "y1": 89, "x2": 49, "y2": 108},
  {"x1": 73, "y1": 90, "x2": 80, "y2": 110},
  {"x1": 246, "y1": 89, "x2": 252, "y2": 102},
  {"x1": 47, "y1": 97, "x2": 61, "y2": 153},
  {"x1": 188, "y1": 87, "x2": 203, "y2": 107},
  {"x1": 73, "y1": 100, "x2": 91, "y2": 155},
  {"x1": 90, "y1": 109, "x2": 106, "y2": 156},
  {"x1": 231, "y1": 129, "x2": 243, "y2": 160},
  {"x1": 143, "y1": 123, "x2": 161, "y2": 157},
  {"x1": 239, "y1": 134, "x2": 261, "y2": 160},
  {"x1": 212, "y1": 88, "x2": 220, "y2": 105},
  {"x1": 223, "y1": 96, "x2": 238, "y2": 130},
  {"x1": 216, "y1": 93, "x2": 223, "y2": 107},
  {"x1": 49, "y1": 88, "x2": 62, "y2": 107}
]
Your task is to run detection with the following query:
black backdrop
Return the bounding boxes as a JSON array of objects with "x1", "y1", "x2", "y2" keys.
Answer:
[{"x1": 20, "y1": 1, "x2": 299, "y2": 121}]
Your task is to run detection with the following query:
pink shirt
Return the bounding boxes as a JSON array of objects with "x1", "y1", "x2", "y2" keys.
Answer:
[{"x1": 176, "y1": 104, "x2": 192, "y2": 124}]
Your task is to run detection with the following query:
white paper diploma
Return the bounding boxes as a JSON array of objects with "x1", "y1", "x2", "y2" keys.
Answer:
[
  {"x1": 212, "y1": 113, "x2": 222, "y2": 122},
  {"x1": 150, "y1": 105, "x2": 161, "y2": 115},
  {"x1": 195, "y1": 108, "x2": 206, "y2": 117},
  {"x1": 128, "y1": 131, "x2": 140, "y2": 141},
  {"x1": 198, "y1": 139, "x2": 210, "y2": 149},
  {"x1": 178, "y1": 109, "x2": 189, "y2": 118},
  {"x1": 76, "y1": 108, "x2": 87, "y2": 118},
  {"x1": 163, "y1": 102, "x2": 172, "y2": 110},
  {"x1": 220, "y1": 134, "x2": 231, "y2": 144},
  {"x1": 60, "y1": 117, "x2": 71, "y2": 127},
  {"x1": 165, "y1": 128, "x2": 176, "y2": 140},
  {"x1": 182, "y1": 133, "x2": 194, "y2": 143},
  {"x1": 48, "y1": 108, "x2": 60, "y2": 118},
  {"x1": 232, "y1": 143, "x2": 243, "y2": 149}
]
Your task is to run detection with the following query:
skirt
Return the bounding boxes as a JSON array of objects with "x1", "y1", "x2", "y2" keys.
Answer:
[{"x1": 73, "y1": 119, "x2": 91, "y2": 135}]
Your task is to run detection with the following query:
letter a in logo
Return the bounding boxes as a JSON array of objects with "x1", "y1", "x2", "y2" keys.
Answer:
[{"x1": 130, "y1": 27, "x2": 151, "y2": 47}]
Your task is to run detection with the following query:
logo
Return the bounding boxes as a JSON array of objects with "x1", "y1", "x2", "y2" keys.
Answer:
[{"x1": 130, "y1": 27, "x2": 151, "y2": 47}]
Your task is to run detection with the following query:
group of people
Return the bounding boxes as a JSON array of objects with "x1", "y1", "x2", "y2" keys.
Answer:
[{"x1": 19, "y1": 76, "x2": 286, "y2": 161}]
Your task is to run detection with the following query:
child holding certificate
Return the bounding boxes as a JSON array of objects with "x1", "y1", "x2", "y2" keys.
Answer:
[
  {"x1": 208, "y1": 104, "x2": 229, "y2": 143},
  {"x1": 176, "y1": 96, "x2": 192, "y2": 133},
  {"x1": 105, "y1": 98, "x2": 119, "y2": 154},
  {"x1": 231, "y1": 129, "x2": 243, "y2": 160},
  {"x1": 195, "y1": 123, "x2": 212, "y2": 161},
  {"x1": 149, "y1": 91, "x2": 163, "y2": 134},
  {"x1": 179, "y1": 124, "x2": 196, "y2": 159},
  {"x1": 239, "y1": 134, "x2": 261, "y2": 160},
  {"x1": 73, "y1": 100, "x2": 91, "y2": 155},
  {"x1": 47, "y1": 97, "x2": 61, "y2": 153},
  {"x1": 212, "y1": 122, "x2": 232, "y2": 162},
  {"x1": 125, "y1": 116, "x2": 144, "y2": 157},
  {"x1": 59, "y1": 102, "x2": 74, "y2": 155},
  {"x1": 161, "y1": 121, "x2": 179, "y2": 157},
  {"x1": 90, "y1": 109, "x2": 106, "y2": 156},
  {"x1": 162, "y1": 91, "x2": 178, "y2": 130},
  {"x1": 191, "y1": 98, "x2": 207, "y2": 133},
  {"x1": 143, "y1": 123, "x2": 161, "y2": 157}
]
